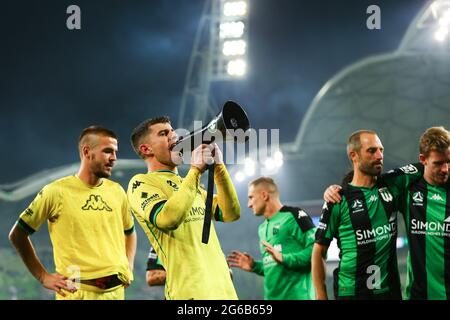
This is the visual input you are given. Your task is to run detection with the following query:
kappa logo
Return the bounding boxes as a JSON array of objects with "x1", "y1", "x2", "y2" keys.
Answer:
[
  {"x1": 82, "y1": 195, "x2": 112, "y2": 212},
  {"x1": 25, "y1": 208, "x2": 34, "y2": 216},
  {"x1": 412, "y1": 191, "x2": 423, "y2": 206},
  {"x1": 298, "y1": 210, "x2": 308, "y2": 219},
  {"x1": 378, "y1": 188, "x2": 393, "y2": 202},
  {"x1": 431, "y1": 193, "x2": 444, "y2": 201},
  {"x1": 132, "y1": 181, "x2": 144, "y2": 193},
  {"x1": 166, "y1": 180, "x2": 179, "y2": 190},
  {"x1": 368, "y1": 195, "x2": 378, "y2": 203}
]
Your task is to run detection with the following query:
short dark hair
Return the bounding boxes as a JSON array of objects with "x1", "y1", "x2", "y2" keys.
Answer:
[
  {"x1": 419, "y1": 126, "x2": 450, "y2": 157},
  {"x1": 347, "y1": 129, "x2": 378, "y2": 158},
  {"x1": 78, "y1": 125, "x2": 118, "y2": 158},
  {"x1": 130, "y1": 116, "x2": 171, "y2": 159}
]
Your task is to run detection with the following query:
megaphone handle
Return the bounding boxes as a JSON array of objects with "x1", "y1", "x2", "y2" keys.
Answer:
[{"x1": 202, "y1": 163, "x2": 215, "y2": 244}]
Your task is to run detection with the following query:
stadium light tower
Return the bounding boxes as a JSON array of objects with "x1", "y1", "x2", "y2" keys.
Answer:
[
  {"x1": 399, "y1": 0, "x2": 450, "y2": 50},
  {"x1": 178, "y1": 0, "x2": 249, "y2": 130}
]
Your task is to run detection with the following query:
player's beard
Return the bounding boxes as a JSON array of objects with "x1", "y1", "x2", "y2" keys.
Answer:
[
  {"x1": 359, "y1": 159, "x2": 383, "y2": 177},
  {"x1": 91, "y1": 154, "x2": 113, "y2": 178}
]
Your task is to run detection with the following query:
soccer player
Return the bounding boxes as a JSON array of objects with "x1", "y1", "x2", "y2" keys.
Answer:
[
  {"x1": 312, "y1": 130, "x2": 403, "y2": 300},
  {"x1": 8, "y1": 126, "x2": 136, "y2": 300},
  {"x1": 227, "y1": 177, "x2": 316, "y2": 300},
  {"x1": 146, "y1": 244, "x2": 165, "y2": 287},
  {"x1": 324, "y1": 126, "x2": 450, "y2": 299},
  {"x1": 127, "y1": 116, "x2": 240, "y2": 300}
]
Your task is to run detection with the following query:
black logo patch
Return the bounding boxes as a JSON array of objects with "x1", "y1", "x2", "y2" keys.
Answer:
[
  {"x1": 273, "y1": 224, "x2": 280, "y2": 235},
  {"x1": 141, "y1": 192, "x2": 148, "y2": 199},
  {"x1": 25, "y1": 208, "x2": 34, "y2": 216},
  {"x1": 132, "y1": 181, "x2": 144, "y2": 193},
  {"x1": 166, "y1": 180, "x2": 179, "y2": 190},
  {"x1": 82, "y1": 195, "x2": 112, "y2": 212}
]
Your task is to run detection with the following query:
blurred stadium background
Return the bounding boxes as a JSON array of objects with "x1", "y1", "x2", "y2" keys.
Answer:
[{"x1": 1, "y1": 0, "x2": 449, "y2": 299}]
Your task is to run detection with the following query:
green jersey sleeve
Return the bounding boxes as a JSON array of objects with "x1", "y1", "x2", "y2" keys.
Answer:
[
  {"x1": 315, "y1": 201, "x2": 340, "y2": 246},
  {"x1": 252, "y1": 260, "x2": 264, "y2": 276},
  {"x1": 281, "y1": 207, "x2": 316, "y2": 269},
  {"x1": 381, "y1": 163, "x2": 424, "y2": 193}
]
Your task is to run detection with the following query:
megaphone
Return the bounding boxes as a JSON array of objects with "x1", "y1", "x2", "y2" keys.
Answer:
[{"x1": 174, "y1": 100, "x2": 250, "y2": 153}]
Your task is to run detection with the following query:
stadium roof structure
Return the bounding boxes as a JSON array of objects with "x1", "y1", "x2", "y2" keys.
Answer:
[{"x1": 272, "y1": 0, "x2": 450, "y2": 201}]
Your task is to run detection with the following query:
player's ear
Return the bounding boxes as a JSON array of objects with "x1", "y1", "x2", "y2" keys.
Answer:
[
  {"x1": 139, "y1": 144, "x2": 153, "y2": 157},
  {"x1": 82, "y1": 145, "x2": 90, "y2": 159},
  {"x1": 419, "y1": 154, "x2": 427, "y2": 165}
]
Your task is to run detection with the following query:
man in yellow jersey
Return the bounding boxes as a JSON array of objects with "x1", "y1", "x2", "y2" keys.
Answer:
[
  {"x1": 9, "y1": 126, "x2": 136, "y2": 300},
  {"x1": 128, "y1": 116, "x2": 240, "y2": 300}
]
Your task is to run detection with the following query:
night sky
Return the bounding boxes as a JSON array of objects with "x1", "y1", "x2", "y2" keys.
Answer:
[{"x1": 0, "y1": 0, "x2": 425, "y2": 182}]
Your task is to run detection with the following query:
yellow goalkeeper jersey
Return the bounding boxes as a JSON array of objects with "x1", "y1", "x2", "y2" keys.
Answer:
[
  {"x1": 127, "y1": 169, "x2": 237, "y2": 300},
  {"x1": 18, "y1": 175, "x2": 134, "y2": 284}
]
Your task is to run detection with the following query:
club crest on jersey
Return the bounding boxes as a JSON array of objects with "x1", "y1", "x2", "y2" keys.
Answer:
[
  {"x1": 412, "y1": 191, "x2": 423, "y2": 206},
  {"x1": 273, "y1": 224, "x2": 280, "y2": 235},
  {"x1": 82, "y1": 195, "x2": 112, "y2": 212},
  {"x1": 351, "y1": 199, "x2": 364, "y2": 213},
  {"x1": 378, "y1": 187, "x2": 393, "y2": 202},
  {"x1": 398, "y1": 164, "x2": 419, "y2": 174}
]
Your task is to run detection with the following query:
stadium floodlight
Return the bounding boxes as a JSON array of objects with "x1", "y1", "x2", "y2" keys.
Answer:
[
  {"x1": 263, "y1": 158, "x2": 276, "y2": 171},
  {"x1": 439, "y1": 9, "x2": 450, "y2": 26},
  {"x1": 222, "y1": 40, "x2": 246, "y2": 56},
  {"x1": 227, "y1": 59, "x2": 246, "y2": 76},
  {"x1": 223, "y1": 1, "x2": 248, "y2": 17},
  {"x1": 219, "y1": 21, "x2": 245, "y2": 39},
  {"x1": 234, "y1": 170, "x2": 246, "y2": 182},
  {"x1": 434, "y1": 26, "x2": 448, "y2": 41},
  {"x1": 273, "y1": 151, "x2": 284, "y2": 168}
]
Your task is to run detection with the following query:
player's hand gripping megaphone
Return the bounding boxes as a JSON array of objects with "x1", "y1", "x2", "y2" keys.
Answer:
[{"x1": 173, "y1": 100, "x2": 251, "y2": 154}]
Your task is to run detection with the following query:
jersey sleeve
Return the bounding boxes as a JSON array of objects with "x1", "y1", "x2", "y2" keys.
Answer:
[
  {"x1": 199, "y1": 189, "x2": 224, "y2": 222},
  {"x1": 146, "y1": 246, "x2": 165, "y2": 271},
  {"x1": 127, "y1": 175, "x2": 169, "y2": 228},
  {"x1": 282, "y1": 207, "x2": 317, "y2": 269},
  {"x1": 17, "y1": 184, "x2": 60, "y2": 235},
  {"x1": 381, "y1": 163, "x2": 424, "y2": 192},
  {"x1": 118, "y1": 186, "x2": 134, "y2": 234},
  {"x1": 213, "y1": 164, "x2": 240, "y2": 222},
  {"x1": 198, "y1": 164, "x2": 240, "y2": 223},
  {"x1": 315, "y1": 201, "x2": 340, "y2": 246},
  {"x1": 128, "y1": 169, "x2": 202, "y2": 231},
  {"x1": 251, "y1": 260, "x2": 264, "y2": 276}
]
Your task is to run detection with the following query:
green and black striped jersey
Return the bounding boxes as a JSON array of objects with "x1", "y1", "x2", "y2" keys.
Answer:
[
  {"x1": 402, "y1": 179, "x2": 450, "y2": 300},
  {"x1": 380, "y1": 163, "x2": 450, "y2": 299},
  {"x1": 316, "y1": 180, "x2": 402, "y2": 299},
  {"x1": 387, "y1": 170, "x2": 450, "y2": 299}
]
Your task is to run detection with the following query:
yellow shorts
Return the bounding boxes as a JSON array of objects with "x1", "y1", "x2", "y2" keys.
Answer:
[{"x1": 56, "y1": 285, "x2": 124, "y2": 300}]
